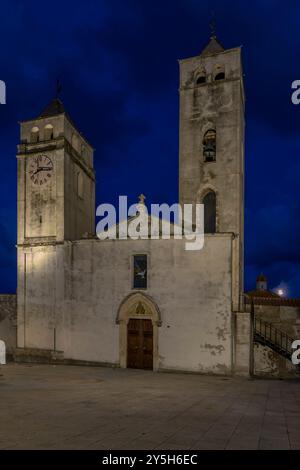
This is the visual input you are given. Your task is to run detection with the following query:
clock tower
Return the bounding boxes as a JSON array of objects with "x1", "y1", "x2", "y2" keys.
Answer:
[
  {"x1": 17, "y1": 98, "x2": 95, "y2": 351},
  {"x1": 17, "y1": 98, "x2": 95, "y2": 245}
]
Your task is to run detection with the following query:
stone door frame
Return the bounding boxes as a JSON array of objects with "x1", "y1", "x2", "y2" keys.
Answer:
[{"x1": 116, "y1": 292, "x2": 162, "y2": 371}]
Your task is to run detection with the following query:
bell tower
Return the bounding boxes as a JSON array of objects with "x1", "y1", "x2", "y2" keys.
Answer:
[
  {"x1": 17, "y1": 98, "x2": 95, "y2": 245},
  {"x1": 17, "y1": 98, "x2": 95, "y2": 351},
  {"x1": 178, "y1": 34, "x2": 245, "y2": 307}
]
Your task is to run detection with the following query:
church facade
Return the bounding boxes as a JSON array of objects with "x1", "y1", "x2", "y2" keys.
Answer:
[{"x1": 15, "y1": 36, "x2": 251, "y2": 375}]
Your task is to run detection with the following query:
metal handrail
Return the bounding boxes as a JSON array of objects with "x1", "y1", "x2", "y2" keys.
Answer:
[{"x1": 254, "y1": 317, "x2": 295, "y2": 357}]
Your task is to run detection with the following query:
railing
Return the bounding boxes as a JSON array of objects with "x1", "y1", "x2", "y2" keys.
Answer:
[{"x1": 254, "y1": 317, "x2": 295, "y2": 361}]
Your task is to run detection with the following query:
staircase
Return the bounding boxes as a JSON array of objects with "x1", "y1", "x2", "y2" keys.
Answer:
[{"x1": 254, "y1": 317, "x2": 296, "y2": 361}]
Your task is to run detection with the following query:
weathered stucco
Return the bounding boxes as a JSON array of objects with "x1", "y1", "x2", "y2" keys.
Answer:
[
  {"x1": 233, "y1": 311, "x2": 252, "y2": 376},
  {"x1": 178, "y1": 46, "x2": 245, "y2": 311},
  {"x1": 17, "y1": 235, "x2": 236, "y2": 374},
  {"x1": 254, "y1": 343, "x2": 299, "y2": 378},
  {"x1": 17, "y1": 113, "x2": 95, "y2": 245}
]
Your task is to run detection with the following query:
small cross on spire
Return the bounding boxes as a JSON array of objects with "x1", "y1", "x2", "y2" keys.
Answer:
[
  {"x1": 55, "y1": 78, "x2": 62, "y2": 99},
  {"x1": 209, "y1": 11, "x2": 217, "y2": 38},
  {"x1": 138, "y1": 194, "x2": 146, "y2": 205}
]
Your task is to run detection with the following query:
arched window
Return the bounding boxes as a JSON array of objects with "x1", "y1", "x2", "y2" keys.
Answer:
[
  {"x1": 215, "y1": 71, "x2": 225, "y2": 81},
  {"x1": 203, "y1": 191, "x2": 216, "y2": 234},
  {"x1": 203, "y1": 129, "x2": 216, "y2": 162},
  {"x1": 30, "y1": 126, "x2": 39, "y2": 143},
  {"x1": 196, "y1": 75, "x2": 206, "y2": 85},
  {"x1": 44, "y1": 124, "x2": 54, "y2": 140}
]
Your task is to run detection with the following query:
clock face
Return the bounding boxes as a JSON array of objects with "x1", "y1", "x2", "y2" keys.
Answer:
[{"x1": 28, "y1": 155, "x2": 54, "y2": 186}]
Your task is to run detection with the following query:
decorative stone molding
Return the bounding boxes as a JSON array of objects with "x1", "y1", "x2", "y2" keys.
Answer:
[{"x1": 116, "y1": 292, "x2": 162, "y2": 326}]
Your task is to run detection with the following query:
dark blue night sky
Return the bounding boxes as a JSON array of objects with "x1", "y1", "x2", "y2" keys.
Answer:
[{"x1": 0, "y1": 0, "x2": 300, "y2": 296}]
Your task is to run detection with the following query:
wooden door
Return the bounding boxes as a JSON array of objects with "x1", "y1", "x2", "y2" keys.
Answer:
[{"x1": 127, "y1": 319, "x2": 153, "y2": 370}]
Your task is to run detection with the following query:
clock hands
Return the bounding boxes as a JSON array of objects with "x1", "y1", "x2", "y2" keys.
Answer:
[
  {"x1": 39, "y1": 166, "x2": 52, "y2": 171},
  {"x1": 33, "y1": 166, "x2": 52, "y2": 175},
  {"x1": 29, "y1": 155, "x2": 53, "y2": 185}
]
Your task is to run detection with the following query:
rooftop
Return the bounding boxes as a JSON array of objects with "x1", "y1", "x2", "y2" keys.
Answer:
[{"x1": 38, "y1": 98, "x2": 65, "y2": 118}]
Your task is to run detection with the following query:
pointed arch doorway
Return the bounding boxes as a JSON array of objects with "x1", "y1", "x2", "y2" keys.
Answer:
[{"x1": 116, "y1": 293, "x2": 162, "y2": 371}]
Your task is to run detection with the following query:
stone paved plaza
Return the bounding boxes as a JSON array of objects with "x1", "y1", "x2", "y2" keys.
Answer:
[{"x1": 0, "y1": 364, "x2": 300, "y2": 450}]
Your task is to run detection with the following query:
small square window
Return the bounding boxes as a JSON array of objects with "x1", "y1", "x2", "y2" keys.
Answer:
[{"x1": 133, "y1": 254, "x2": 147, "y2": 289}]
